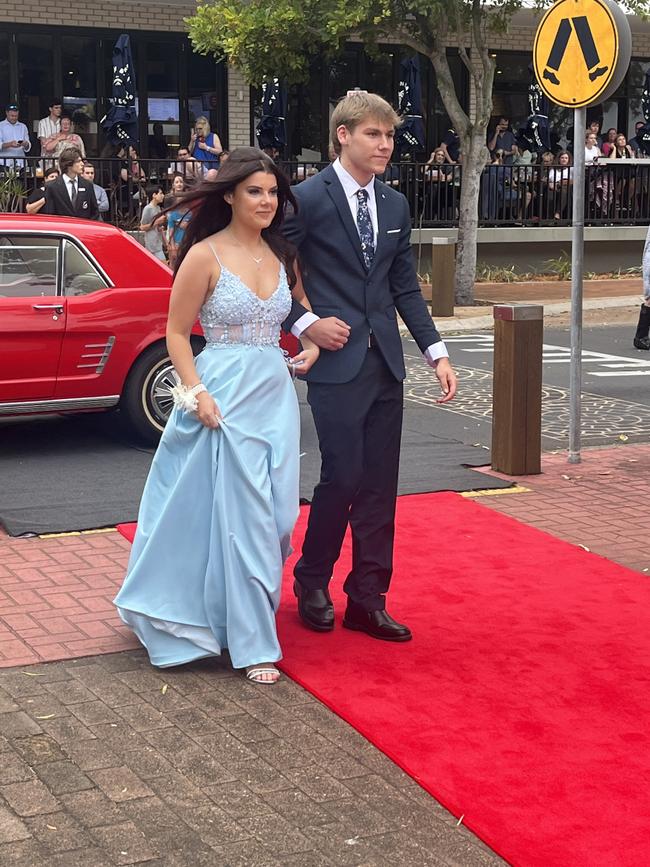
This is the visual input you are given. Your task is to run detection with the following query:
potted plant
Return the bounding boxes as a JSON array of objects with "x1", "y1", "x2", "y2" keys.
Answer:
[{"x1": 0, "y1": 172, "x2": 26, "y2": 213}]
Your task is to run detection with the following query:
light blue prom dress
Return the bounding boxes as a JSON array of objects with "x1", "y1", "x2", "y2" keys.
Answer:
[{"x1": 114, "y1": 244, "x2": 300, "y2": 669}]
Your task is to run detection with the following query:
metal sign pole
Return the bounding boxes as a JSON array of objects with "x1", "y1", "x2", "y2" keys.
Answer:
[{"x1": 568, "y1": 105, "x2": 586, "y2": 464}]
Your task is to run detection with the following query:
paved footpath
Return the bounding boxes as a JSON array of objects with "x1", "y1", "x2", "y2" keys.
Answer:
[{"x1": 0, "y1": 442, "x2": 646, "y2": 865}]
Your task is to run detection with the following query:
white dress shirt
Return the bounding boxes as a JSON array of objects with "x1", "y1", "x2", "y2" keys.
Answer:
[
  {"x1": 332, "y1": 156, "x2": 378, "y2": 237},
  {"x1": 292, "y1": 158, "x2": 448, "y2": 366}
]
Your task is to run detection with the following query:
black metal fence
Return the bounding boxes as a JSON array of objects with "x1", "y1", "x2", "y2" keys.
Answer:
[{"x1": 1, "y1": 156, "x2": 649, "y2": 229}]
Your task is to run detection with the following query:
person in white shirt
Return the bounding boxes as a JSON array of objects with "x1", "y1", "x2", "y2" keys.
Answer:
[
  {"x1": 584, "y1": 131, "x2": 602, "y2": 163},
  {"x1": 584, "y1": 131, "x2": 611, "y2": 217},
  {"x1": 38, "y1": 98, "x2": 62, "y2": 159},
  {"x1": 0, "y1": 104, "x2": 31, "y2": 169},
  {"x1": 548, "y1": 150, "x2": 574, "y2": 220}
]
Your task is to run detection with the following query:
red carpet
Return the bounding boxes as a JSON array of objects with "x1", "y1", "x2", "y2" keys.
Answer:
[{"x1": 117, "y1": 493, "x2": 650, "y2": 865}]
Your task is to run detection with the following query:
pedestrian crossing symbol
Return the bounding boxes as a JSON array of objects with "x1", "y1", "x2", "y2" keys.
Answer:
[{"x1": 533, "y1": 0, "x2": 631, "y2": 107}]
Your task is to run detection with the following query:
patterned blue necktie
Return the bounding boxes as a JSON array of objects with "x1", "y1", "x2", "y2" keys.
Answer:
[{"x1": 356, "y1": 189, "x2": 375, "y2": 268}]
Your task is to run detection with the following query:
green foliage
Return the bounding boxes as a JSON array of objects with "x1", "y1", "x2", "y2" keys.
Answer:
[
  {"x1": 543, "y1": 253, "x2": 572, "y2": 281},
  {"x1": 476, "y1": 263, "x2": 520, "y2": 283},
  {"x1": 187, "y1": 0, "x2": 529, "y2": 86},
  {"x1": 0, "y1": 173, "x2": 25, "y2": 213}
]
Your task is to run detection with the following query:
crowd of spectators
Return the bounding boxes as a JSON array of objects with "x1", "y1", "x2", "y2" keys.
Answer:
[
  {"x1": 0, "y1": 100, "x2": 232, "y2": 240},
  {"x1": 416, "y1": 115, "x2": 650, "y2": 224},
  {"x1": 1, "y1": 97, "x2": 649, "y2": 230}
]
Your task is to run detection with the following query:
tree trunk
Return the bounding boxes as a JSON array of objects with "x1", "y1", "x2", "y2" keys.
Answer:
[
  {"x1": 455, "y1": 131, "x2": 488, "y2": 305},
  {"x1": 425, "y1": 45, "x2": 493, "y2": 306}
]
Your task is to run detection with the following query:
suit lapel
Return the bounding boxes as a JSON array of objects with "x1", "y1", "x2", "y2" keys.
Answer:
[
  {"x1": 322, "y1": 166, "x2": 367, "y2": 272},
  {"x1": 370, "y1": 179, "x2": 388, "y2": 273}
]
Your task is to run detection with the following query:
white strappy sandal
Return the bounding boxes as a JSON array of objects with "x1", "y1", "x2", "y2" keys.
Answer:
[{"x1": 245, "y1": 665, "x2": 281, "y2": 685}]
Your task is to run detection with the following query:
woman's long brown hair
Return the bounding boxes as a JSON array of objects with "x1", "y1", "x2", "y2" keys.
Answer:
[{"x1": 171, "y1": 146, "x2": 298, "y2": 289}]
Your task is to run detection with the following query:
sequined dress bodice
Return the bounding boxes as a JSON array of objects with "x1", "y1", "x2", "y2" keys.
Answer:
[{"x1": 199, "y1": 262, "x2": 291, "y2": 347}]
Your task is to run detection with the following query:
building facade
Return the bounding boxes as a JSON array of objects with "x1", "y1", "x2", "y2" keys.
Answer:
[{"x1": 0, "y1": 3, "x2": 649, "y2": 161}]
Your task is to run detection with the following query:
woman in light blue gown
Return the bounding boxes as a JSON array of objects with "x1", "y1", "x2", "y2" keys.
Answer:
[{"x1": 114, "y1": 148, "x2": 319, "y2": 684}]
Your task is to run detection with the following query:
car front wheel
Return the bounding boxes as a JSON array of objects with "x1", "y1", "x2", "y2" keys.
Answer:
[{"x1": 120, "y1": 340, "x2": 203, "y2": 444}]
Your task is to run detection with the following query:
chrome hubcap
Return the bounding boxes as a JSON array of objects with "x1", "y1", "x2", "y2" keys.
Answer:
[{"x1": 149, "y1": 361, "x2": 176, "y2": 428}]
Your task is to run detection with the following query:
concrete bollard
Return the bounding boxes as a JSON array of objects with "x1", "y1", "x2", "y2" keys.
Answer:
[
  {"x1": 430, "y1": 238, "x2": 456, "y2": 317},
  {"x1": 491, "y1": 304, "x2": 543, "y2": 475}
]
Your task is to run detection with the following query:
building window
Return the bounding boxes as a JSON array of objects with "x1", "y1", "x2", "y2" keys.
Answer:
[
  {"x1": 491, "y1": 51, "x2": 572, "y2": 151},
  {"x1": 0, "y1": 34, "x2": 10, "y2": 108},
  {"x1": 187, "y1": 49, "x2": 224, "y2": 148},
  {"x1": 145, "y1": 40, "x2": 180, "y2": 159},
  {"x1": 17, "y1": 33, "x2": 54, "y2": 138},
  {"x1": 62, "y1": 36, "x2": 98, "y2": 155}
]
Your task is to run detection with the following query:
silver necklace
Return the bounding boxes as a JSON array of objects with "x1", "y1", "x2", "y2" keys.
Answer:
[{"x1": 229, "y1": 231, "x2": 266, "y2": 266}]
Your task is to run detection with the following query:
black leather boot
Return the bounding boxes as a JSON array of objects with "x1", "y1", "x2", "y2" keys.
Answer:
[{"x1": 634, "y1": 304, "x2": 650, "y2": 350}]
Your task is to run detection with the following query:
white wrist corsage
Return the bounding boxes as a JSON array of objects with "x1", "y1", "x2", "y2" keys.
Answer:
[{"x1": 170, "y1": 375, "x2": 207, "y2": 413}]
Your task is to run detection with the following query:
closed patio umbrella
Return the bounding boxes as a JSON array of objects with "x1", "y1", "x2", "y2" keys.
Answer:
[
  {"x1": 100, "y1": 34, "x2": 139, "y2": 147},
  {"x1": 638, "y1": 67, "x2": 650, "y2": 156},
  {"x1": 256, "y1": 79, "x2": 287, "y2": 154},
  {"x1": 519, "y1": 65, "x2": 551, "y2": 154},
  {"x1": 394, "y1": 56, "x2": 425, "y2": 157}
]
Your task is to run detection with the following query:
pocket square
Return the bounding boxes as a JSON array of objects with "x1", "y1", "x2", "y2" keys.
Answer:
[{"x1": 386, "y1": 228, "x2": 401, "y2": 234}]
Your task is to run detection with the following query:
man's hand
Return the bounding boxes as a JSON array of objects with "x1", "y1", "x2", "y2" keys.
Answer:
[
  {"x1": 434, "y1": 357, "x2": 457, "y2": 404},
  {"x1": 304, "y1": 317, "x2": 351, "y2": 351}
]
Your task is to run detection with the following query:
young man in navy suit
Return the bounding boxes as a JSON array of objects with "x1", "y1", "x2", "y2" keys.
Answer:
[{"x1": 283, "y1": 92, "x2": 457, "y2": 642}]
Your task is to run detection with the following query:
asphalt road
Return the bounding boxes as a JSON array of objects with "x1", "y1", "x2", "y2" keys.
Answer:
[
  {"x1": 404, "y1": 324, "x2": 650, "y2": 449},
  {"x1": 443, "y1": 324, "x2": 650, "y2": 402}
]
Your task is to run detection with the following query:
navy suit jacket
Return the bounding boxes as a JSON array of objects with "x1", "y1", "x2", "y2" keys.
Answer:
[{"x1": 283, "y1": 164, "x2": 441, "y2": 384}]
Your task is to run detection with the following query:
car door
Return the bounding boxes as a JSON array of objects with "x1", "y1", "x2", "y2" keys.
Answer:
[
  {"x1": 0, "y1": 234, "x2": 64, "y2": 402},
  {"x1": 53, "y1": 237, "x2": 117, "y2": 400}
]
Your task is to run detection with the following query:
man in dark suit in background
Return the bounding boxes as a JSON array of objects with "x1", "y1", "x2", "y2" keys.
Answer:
[
  {"x1": 283, "y1": 91, "x2": 457, "y2": 642},
  {"x1": 44, "y1": 147, "x2": 99, "y2": 220}
]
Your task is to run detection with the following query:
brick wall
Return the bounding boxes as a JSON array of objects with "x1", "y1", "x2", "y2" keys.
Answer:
[
  {"x1": 0, "y1": 0, "x2": 253, "y2": 148},
  {"x1": 0, "y1": 0, "x2": 195, "y2": 29},
  {"x1": 227, "y1": 67, "x2": 252, "y2": 148}
]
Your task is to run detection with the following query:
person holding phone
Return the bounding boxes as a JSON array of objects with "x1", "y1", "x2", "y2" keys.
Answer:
[
  {"x1": 0, "y1": 104, "x2": 31, "y2": 171},
  {"x1": 188, "y1": 115, "x2": 222, "y2": 173},
  {"x1": 488, "y1": 116, "x2": 516, "y2": 164}
]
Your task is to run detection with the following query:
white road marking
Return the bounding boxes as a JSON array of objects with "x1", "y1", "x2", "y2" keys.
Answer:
[{"x1": 444, "y1": 335, "x2": 650, "y2": 377}]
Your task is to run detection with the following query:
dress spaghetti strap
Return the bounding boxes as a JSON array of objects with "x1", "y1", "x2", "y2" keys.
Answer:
[{"x1": 207, "y1": 241, "x2": 223, "y2": 267}]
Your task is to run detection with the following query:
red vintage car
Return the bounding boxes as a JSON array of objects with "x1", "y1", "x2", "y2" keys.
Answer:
[{"x1": 0, "y1": 214, "x2": 297, "y2": 443}]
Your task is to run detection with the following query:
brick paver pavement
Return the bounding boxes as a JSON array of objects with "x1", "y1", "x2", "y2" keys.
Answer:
[
  {"x1": 476, "y1": 443, "x2": 648, "y2": 574},
  {"x1": 0, "y1": 441, "x2": 646, "y2": 865}
]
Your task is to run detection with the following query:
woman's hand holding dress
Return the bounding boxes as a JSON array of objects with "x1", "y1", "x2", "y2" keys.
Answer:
[
  {"x1": 196, "y1": 391, "x2": 222, "y2": 429},
  {"x1": 289, "y1": 345, "x2": 319, "y2": 375}
]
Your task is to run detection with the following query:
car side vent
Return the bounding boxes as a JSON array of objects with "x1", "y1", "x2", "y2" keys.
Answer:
[{"x1": 77, "y1": 336, "x2": 116, "y2": 374}]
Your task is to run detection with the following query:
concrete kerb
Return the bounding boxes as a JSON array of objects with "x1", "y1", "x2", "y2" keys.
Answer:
[{"x1": 403, "y1": 294, "x2": 641, "y2": 335}]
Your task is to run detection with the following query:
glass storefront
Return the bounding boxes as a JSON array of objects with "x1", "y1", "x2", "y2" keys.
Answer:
[
  {"x1": 254, "y1": 45, "x2": 467, "y2": 160},
  {"x1": 491, "y1": 50, "x2": 649, "y2": 149},
  {"x1": 0, "y1": 24, "x2": 227, "y2": 160}
]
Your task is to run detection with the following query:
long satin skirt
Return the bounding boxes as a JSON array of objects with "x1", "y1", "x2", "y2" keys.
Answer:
[{"x1": 113, "y1": 344, "x2": 300, "y2": 669}]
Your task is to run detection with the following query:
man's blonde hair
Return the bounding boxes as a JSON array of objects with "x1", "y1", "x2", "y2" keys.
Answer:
[{"x1": 330, "y1": 92, "x2": 401, "y2": 156}]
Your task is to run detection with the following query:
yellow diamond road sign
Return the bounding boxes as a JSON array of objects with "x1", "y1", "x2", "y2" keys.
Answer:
[{"x1": 533, "y1": 0, "x2": 631, "y2": 108}]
